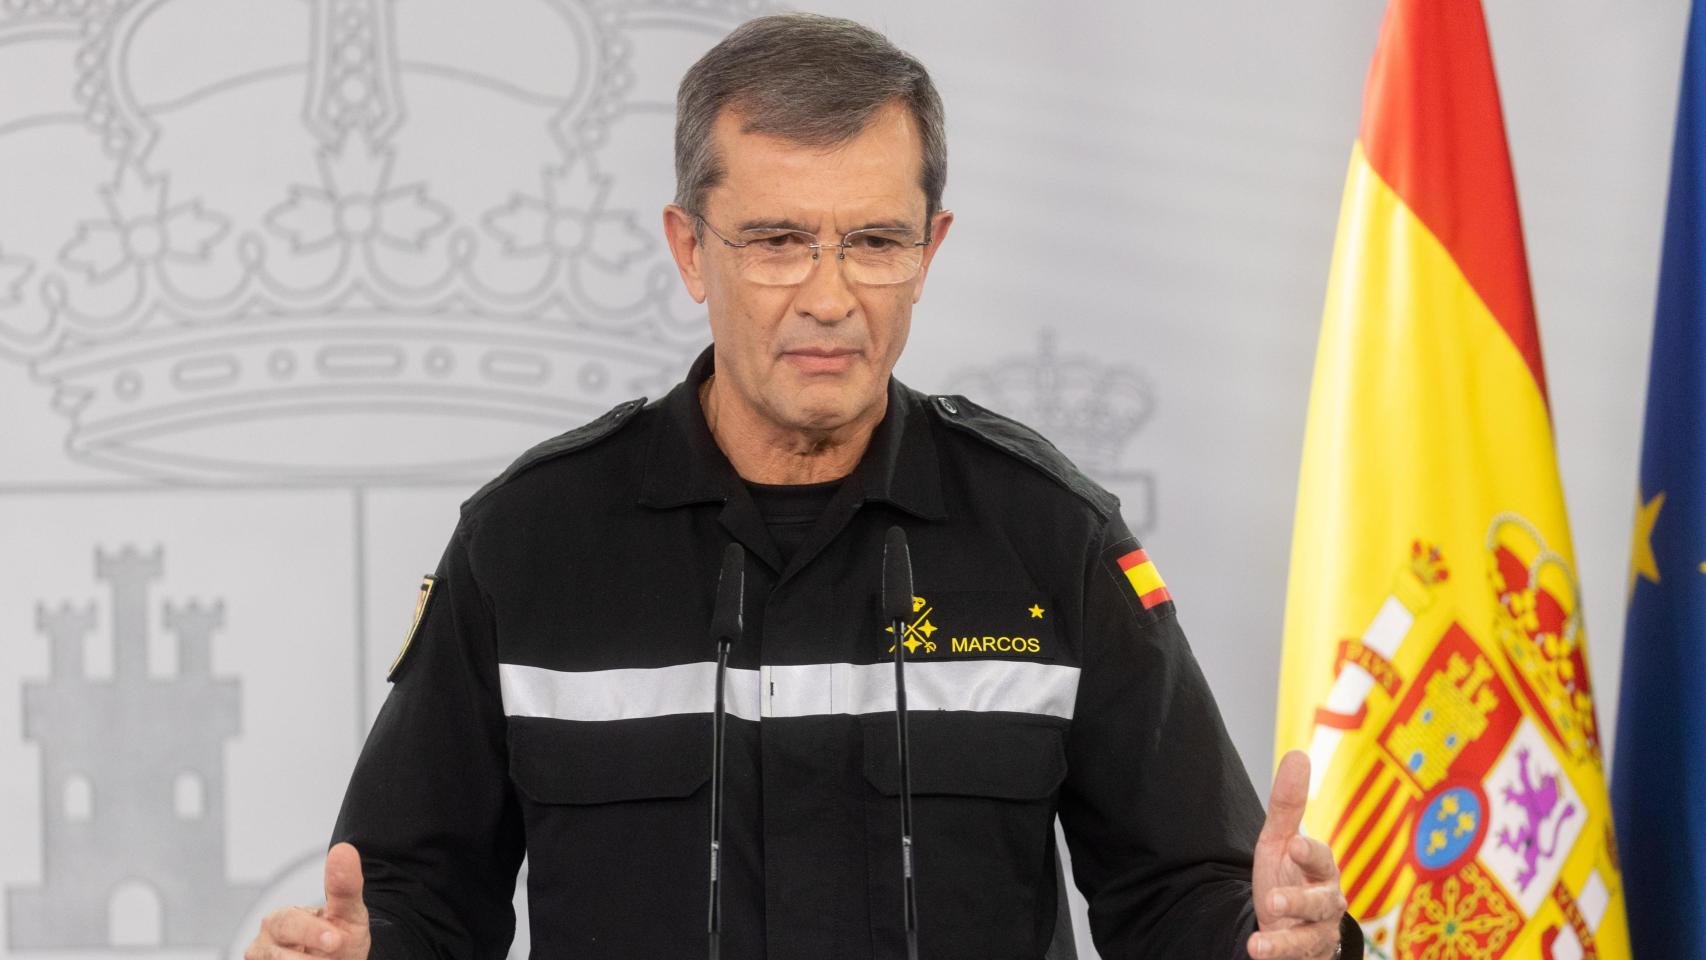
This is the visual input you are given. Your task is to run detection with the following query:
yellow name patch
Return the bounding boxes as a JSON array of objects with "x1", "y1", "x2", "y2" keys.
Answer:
[
  {"x1": 950, "y1": 636, "x2": 1043, "y2": 655},
  {"x1": 883, "y1": 590, "x2": 1056, "y2": 661}
]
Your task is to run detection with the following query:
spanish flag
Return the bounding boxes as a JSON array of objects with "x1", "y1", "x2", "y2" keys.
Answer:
[{"x1": 1275, "y1": 2, "x2": 1631, "y2": 956}]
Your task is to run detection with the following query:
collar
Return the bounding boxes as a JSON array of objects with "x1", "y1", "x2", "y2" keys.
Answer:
[{"x1": 637, "y1": 345, "x2": 946, "y2": 521}]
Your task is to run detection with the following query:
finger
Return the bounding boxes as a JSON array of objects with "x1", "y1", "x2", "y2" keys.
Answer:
[
  {"x1": 260, "y1": 907, "x2": 344, "y2": 952},
  {"x1": 1267, "y1": 882, "x2": 1348, "y2": 924},
  {"x1": 323, "y1": 842, "x2": 368, "y2": 927},
  {"x1": 1261, "y1": 750, "x2": 1311, "y2": 844},
  {"x1": 1248, "y1": 918, "x2": 1339, "y2": 959},
  {"x1": 244, "y1": 940, "x2": 321, "y2": 960},
  {"x1": 1288, "y1": 833, "x2": 1340, "y2": 882}
]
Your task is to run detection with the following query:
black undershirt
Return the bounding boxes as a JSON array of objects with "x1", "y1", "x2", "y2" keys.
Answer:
[{"x1": 744, "y1": 478, "x2": 842, "y2": 565}]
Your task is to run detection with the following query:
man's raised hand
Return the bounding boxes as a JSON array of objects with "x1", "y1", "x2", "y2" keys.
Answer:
[
  {"x1": 1249, "y1": 751, "x2": 1349, "y2": 960},
  {"x1": 244, "y1": 842, "x2": 372, "y2": 960}
]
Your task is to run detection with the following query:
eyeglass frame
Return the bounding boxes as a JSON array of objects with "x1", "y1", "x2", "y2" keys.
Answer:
[{"x1": 691, "y1": 213, "x2": 935, "y2": 285}]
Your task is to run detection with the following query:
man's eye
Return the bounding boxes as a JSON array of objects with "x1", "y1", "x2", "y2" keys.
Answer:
[
  {"x1": 745, "y1": 232, "x2": 807, "y2": 248},
  {"x1": 850, "y1": 233, "x2": 905, "y2": 251}
]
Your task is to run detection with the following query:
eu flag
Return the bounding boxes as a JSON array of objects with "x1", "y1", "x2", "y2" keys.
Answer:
[{"x1": 1613, "y1": 3, "x2": 1706, "y2": 955}]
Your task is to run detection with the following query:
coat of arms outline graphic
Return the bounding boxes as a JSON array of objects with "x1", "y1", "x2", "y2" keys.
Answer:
[
  {"x1": 0, "y1": 4, "x2": 1165, "y2": 957},
  {"x1": 1302, "y1": 516, "x2": 1619, "y2": 960}
]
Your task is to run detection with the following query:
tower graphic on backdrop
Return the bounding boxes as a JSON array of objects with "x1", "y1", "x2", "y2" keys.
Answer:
[
  {"x1": 8, "y1": 546, "x2": 258, "y2": 949},
  {"x1": 0, "y1": 1, "x2": 764, "y2": 955}
]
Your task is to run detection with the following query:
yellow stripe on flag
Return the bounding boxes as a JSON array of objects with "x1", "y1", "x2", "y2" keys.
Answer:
[
  {"x1": 1275, "y1": 1, "x2": 1628, "y2": 951},
  {"x1": 1124, "y1": 561, "x2": 1163, "y2": 598},
  {"x1": 1116, "y1": 548, "x2": 1171, "y2": 609}
]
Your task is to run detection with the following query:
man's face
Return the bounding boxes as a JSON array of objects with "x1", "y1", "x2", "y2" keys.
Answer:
[{"x1": 664, "y1": 100, "x2": 953, "y2": 436}]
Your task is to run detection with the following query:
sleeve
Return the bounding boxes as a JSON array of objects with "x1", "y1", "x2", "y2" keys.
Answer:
[
  {"x1": 1056, "y1": 515, "x2": 1265, "y2": 959},
  {"x1": 331, "y1": 518, "x2": 526, "y2": 960}
]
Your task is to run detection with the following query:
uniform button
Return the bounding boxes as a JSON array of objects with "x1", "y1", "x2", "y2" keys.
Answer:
[{"x1": 936, "y1": 396, "x2": 959, "y2": 415}]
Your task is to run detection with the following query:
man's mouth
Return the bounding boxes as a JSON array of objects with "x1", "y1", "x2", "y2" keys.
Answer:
[{"x1": 781, "y1": 348, "x2": 861, "y2": 374}]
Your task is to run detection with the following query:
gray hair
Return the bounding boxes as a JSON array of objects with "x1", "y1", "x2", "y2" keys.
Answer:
[{"x1": 674, "y1": 13, "x2": 947, "y2": 228}]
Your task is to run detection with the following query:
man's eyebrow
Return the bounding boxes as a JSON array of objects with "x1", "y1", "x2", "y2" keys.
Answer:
[
  {"x1": 849, "y1": 220, "x2": 921, "y2": 233},
  {"x1": 734, "y1": 217, "x2": 813, "y2": 233},
  {"x1": 731, "y1": 217, "x2": 922, "y2": 234}
]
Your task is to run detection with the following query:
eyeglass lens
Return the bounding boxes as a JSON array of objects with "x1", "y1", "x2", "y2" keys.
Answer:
[{"x1": 733, "y1": 230, "x2": 924, "y2": 286}]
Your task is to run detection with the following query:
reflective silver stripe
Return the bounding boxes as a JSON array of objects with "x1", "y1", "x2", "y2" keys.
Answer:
[
  {"x1": 498, "y1": 661, "x2": 761, "y2": 724},
  {"x1": 499, "y1": 659, "x2": 1079, "y2": 723}
]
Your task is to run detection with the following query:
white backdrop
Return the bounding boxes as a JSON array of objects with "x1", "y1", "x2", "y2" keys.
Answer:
[{"x1": 0, "y1": 1, "x2": 1685, "y2": 956}]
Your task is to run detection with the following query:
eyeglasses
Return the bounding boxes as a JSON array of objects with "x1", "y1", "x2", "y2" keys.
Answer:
[{"x1": 695, "y1": 215, "x2": 930, "y2": 287}]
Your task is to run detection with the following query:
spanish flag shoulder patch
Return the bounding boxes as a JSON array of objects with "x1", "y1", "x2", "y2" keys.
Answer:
[{"x1": 1114, "y1": 546, "x2": 1172, "y2": 610}]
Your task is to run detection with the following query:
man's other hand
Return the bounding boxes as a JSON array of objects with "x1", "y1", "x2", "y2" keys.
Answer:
[
  {"x1": 1249, "y1": 751, "x2": 1349, "y2": 960},
  {"x1": 245, "y1": 842, "x2": 372, "y2": 960}
]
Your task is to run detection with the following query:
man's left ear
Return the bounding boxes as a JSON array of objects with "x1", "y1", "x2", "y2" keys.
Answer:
[
  {"x1": 662, "y1": 203, "x2": 708, "y2": 304},
  {"x1": 911, "y1": 208, "x2": 954, "y2": 305}
]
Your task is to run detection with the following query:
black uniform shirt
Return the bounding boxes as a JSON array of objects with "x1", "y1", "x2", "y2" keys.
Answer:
[
  {"x1": 335, "y1": 346, "x2": 1306, "y2": 960},
  {"x1": 746, "y1": 478, "x2": 841, "y2": 566}
]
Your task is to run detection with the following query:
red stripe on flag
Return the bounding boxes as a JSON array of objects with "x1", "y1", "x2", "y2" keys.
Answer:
[
  {"x1": 1116, "y1": 548, "x2": 1150, "y2": 571},
  {"x1": 1340, "y1": 777, "x2": 1404, "y2": 904},
  {"x1": 1139, "y1": 586, "x2": 1172, "y2": 609},
  {"x1": 1358, "y1": 0, "x2": 1547, "y2": 403},
  {"x1": 1332, "y1": 766, "x2": 1384, "y2": 842},
  {"x1": 1358, "y1": 834, "x2": 1413, "y2": 919}
]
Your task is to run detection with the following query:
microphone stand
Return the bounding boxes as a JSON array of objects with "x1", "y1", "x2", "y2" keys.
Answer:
[
  {"x1": 708, "y1": 543, "x2": 744, "y2": 960},
  {"x1": 883, "y1": 527, "x2": 922, "y2": 960}
]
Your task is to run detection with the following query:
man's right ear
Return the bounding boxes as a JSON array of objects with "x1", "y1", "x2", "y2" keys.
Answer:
[{"x1": 661, "y1": 204, "x2": 708, "y2": 304}]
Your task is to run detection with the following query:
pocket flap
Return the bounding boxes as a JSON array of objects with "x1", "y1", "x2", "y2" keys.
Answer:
[
  {"x1": 862, "y1": 712, "x2": 1067, "y2": 801},
  {"x1": 508, "y1": 714, "x2": 711, "y2": 805}
]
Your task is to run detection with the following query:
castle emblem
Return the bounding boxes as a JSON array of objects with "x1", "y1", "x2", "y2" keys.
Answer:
[
  {"x1": 1385, "y1": 651, "x2": 1502, "y2": 791},
  {"x1": 7, "y1": 546, "x2": 257, "y2": 949}
]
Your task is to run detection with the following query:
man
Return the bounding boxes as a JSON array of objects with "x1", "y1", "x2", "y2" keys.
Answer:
[{"x1": 246, "y1": 13, "x2": 1356, "y2": 960}]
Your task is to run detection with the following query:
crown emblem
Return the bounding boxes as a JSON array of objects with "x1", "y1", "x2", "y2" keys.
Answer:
[
  {"x1": 947, "y1": 330, "x2": 1156, "y2": 531},
  {"x1": 1485, "y1": 514, "x2": 1598, "y2": 763},
  {"x1": 0, "y1": 0, "x2": 767, "y2": 483}
]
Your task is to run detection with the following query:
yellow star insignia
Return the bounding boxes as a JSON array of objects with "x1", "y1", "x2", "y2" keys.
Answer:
[
  {"x1": 1028, "y1": 603, "x2": 1045, "y2": 619},
  {"x1": 1628, "y1": 490, "x2": 1665, "y2": 600}
]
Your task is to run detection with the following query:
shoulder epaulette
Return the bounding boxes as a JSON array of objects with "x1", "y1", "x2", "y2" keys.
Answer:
[
  {"x1": 925, "y1": 393, "x2": 1119, "y2": 520},
  {"x1": 461, "y1": 397, "x2": 647, "y2": 514}
]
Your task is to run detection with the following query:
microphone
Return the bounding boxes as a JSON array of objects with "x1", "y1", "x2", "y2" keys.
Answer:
[
  {"x1": 707, "y1": 542, "x2": 744, "y2": 960},
  {"x1": 882, "y1": 526, "x2": 922, "y2": 960}
]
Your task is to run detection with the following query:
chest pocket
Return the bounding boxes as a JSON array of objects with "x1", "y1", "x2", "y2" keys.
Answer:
[
  {"x1": 861, "y1": 711, "x2": 1070, "y2": 960},
  {"x1": 506, "y1": 714, "x2": 712, "y2": 952},
  {"x1": 508, "y1": 714, "x2": 709, "y2": 804}
]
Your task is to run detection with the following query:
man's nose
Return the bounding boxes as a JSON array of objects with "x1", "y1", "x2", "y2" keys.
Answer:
[{"x1": 791, "y1": 247, "x2": 858, "y2": 324}]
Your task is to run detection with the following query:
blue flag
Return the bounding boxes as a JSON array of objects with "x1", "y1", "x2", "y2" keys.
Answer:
[{"x1": 1613, "y1": 4, "x2": 1706, "y2": 955}]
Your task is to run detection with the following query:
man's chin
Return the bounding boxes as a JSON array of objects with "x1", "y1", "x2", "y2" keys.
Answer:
[
  {"x1": 778, "y1": 406, "x2": 859, "y2": 434},
  {"x1": 767, "y1": 392, "x2": 878, "y2": 436}
]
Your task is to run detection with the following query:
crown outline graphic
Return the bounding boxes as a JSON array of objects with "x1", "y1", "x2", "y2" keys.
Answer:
[
  {"x1": 946, "y1": 329, "x2": 1158, "y2": 533},
  {"x1": 0, "y1": 0, "x2": 775, "y2": 483}
]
